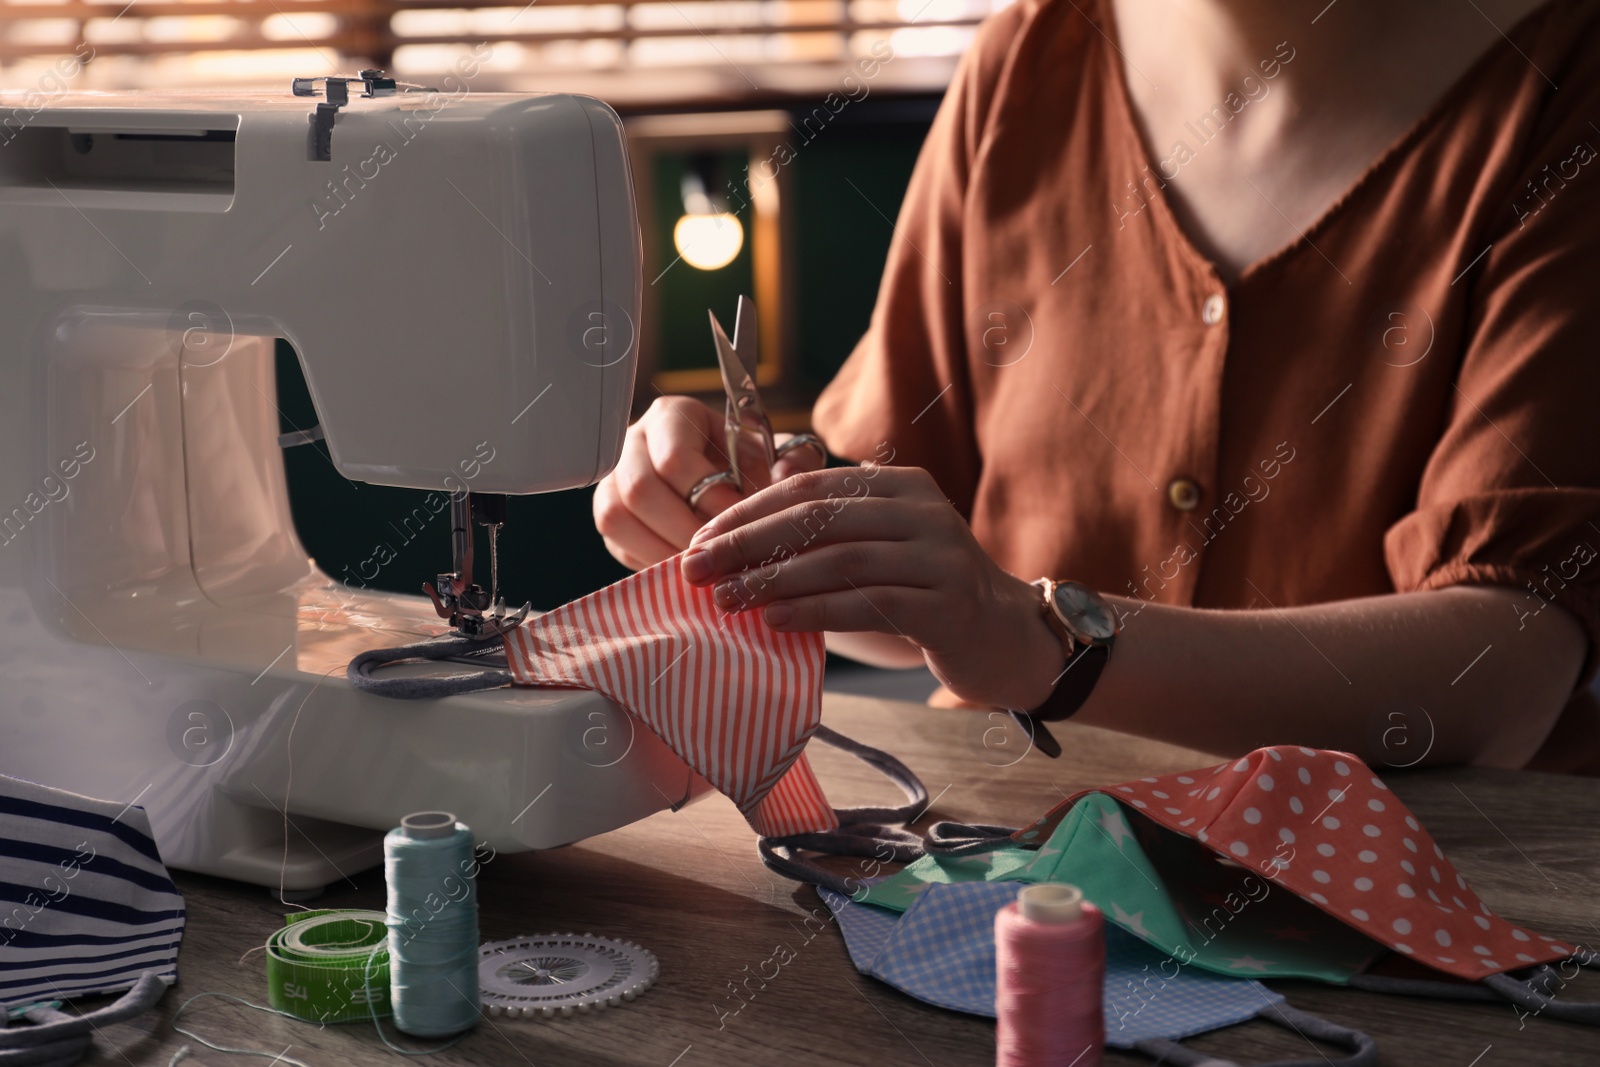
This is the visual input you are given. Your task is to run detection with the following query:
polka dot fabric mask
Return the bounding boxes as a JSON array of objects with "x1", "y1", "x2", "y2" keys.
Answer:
[
  {"x1": 863, "y1": 791, "x2": 1386, "y2": 983},
  {"x1": 1018, "y1": 746, "x2": 1574, "y2": 980}
]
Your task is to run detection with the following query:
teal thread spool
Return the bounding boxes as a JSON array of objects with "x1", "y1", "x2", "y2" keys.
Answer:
[{"x1": 385, "y1": 812, "x2": 481, "y2": 1037}]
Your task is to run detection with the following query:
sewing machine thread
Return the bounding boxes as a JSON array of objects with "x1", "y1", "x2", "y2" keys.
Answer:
[
  {"x1": 994, "y1": 884, "x2": 1104, "y2": 1067},
  {"x1": 384, "y1": 812, "x2": 481, "y2": 1037}
]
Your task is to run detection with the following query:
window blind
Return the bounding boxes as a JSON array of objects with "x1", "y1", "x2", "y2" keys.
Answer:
[{"x1": 0, "y1": 0, "x2": 997, "y2": 88}]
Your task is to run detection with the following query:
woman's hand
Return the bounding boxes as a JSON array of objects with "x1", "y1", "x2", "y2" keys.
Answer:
[
  {"x1": 593, "y1": 395, "x2": 825, "y2": 570},
  {"x1": 680, "y1": 464, "x2": 1067, "y2": 709}
]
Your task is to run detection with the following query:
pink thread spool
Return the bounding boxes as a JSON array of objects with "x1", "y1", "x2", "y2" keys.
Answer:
[{"x1": 995, "y1": 884, "x2": 1105, "y2": 1067}]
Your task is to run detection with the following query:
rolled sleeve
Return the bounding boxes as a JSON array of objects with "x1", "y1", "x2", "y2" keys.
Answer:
[
  {"x1": 1383, "y1": 91, "x2": 1600, "y2": 684},
  {"x1": 1385, "y1": 490, "x2": 1600, "y2": 679}
]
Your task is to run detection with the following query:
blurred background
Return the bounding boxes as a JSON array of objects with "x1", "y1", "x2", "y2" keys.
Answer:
[
  {"x1": 0, "y1": 0, "x2": 992, "y2": 97},
  {"x1": 0, "y1": 0, "x2": 983, "y2": 694}
]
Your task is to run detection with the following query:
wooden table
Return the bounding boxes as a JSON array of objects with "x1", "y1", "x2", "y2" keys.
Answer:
[{"x1": 80, "y1": 695, "x2": 1600, "y2": 1066}]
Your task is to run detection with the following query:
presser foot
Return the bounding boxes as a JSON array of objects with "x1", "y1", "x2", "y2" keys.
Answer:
[
  {"x1": 423, "y1": 491, "x2": 525, "y2": 640},
  {"x1": 423, "y1": 579, "x2": 530, "y2": 641},
  {"x1": 465, "y1": 601, "x2": 531, "y2": 641}
]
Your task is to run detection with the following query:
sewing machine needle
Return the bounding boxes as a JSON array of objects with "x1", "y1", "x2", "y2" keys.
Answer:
[{"x1": 488, "y1": 523, "x2": 501, "y2": 612}]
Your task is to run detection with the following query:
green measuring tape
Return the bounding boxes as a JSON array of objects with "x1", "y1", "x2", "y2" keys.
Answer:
[{"x1": 266, "y1": 910, "x2": 392, "y2": 1024}]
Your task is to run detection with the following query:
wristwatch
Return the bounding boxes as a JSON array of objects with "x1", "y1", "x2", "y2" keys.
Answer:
[{"x1": 1010, "y1": 578, "x2": 1119, "y2": 759}]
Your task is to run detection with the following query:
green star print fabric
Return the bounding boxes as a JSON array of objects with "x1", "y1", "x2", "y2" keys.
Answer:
[{"x1": 862, "y1": 793, "x2": 1384, "y2": 982}]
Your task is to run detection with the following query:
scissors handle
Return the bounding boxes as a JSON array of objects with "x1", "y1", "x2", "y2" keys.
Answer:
[{"x1": 774, "y1": 433, "x2": 827, "y2": 468}]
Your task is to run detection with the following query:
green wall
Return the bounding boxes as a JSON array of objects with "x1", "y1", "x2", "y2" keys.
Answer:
[{"x1": 791, "y1": 105, "x2": 932, "y2": 390}]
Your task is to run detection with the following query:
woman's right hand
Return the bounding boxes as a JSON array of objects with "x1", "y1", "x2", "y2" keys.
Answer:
[{"x1": 593, "y1": 395, "x2": 825, "y2": 570}]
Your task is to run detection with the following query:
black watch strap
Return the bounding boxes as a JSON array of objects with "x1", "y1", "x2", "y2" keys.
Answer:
[
  {"x1": 1033, "y1": 641, "x2": 1110, "y2": 721},
  {"x1": 1008, "y1": 643, "x2": 1110, "y2": 760}
]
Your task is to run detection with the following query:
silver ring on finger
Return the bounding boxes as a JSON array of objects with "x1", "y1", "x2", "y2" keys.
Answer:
[
  {"x1": 686, "y1": 469, "x2": 739, "y2": 512},
  {"x1": 774, "y1": 432, "x2": 828, "y2": 467}
]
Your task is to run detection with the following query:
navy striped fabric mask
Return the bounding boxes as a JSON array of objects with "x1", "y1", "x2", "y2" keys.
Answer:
[{"x1": 0, "y1": 773, "x2": 185, "y2": 1009}]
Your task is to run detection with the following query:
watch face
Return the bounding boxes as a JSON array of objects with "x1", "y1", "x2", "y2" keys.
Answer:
[{"x1": 1052, "y1": 581, "x2": 1118, "y2": 642}]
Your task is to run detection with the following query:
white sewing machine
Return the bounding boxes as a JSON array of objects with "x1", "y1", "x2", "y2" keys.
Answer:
[{"x1": 0, "y1": 76, "x2": 712, "y2": 892}]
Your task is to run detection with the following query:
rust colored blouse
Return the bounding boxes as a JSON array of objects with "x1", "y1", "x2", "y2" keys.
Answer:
[{"x1": 814, "y1": 1, "x2": 1600, "y2": 697}]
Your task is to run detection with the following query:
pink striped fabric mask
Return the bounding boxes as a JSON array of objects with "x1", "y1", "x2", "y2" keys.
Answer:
[
  {"x1": 349, "y1": 555, "x2": 838, "y2": 839},
  {"x1": 498, "y1": 557, "x2": 835, "y2": 837}
]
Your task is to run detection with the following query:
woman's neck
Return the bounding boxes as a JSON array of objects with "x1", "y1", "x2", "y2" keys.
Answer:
[{"x1": 1106, "y1": 0, "x2": 1553, "y2": 279}]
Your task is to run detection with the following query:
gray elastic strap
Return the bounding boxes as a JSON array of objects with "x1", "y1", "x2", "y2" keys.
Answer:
[
  {"x1": 1483, "y1": 965, "x2": 1600, "y2": 1026},
  {"x1": 767, "y1": 824, "x2": 925, "y2": 859},
  {"x1": 759, "y1": 830, "x2": 923, "y2": 898},
  {"x1": 346, "y1": 634, "x2": 512, "y2": 698},
  {"x1": 811, "y1": 725, "x2": 929, "y2": 826},
  {"x1": 923, "y1": 820, "x2": 1019, "y2": 857},
  {"x1": 0, "y1": 972, "x2": 168, "y2": 1066},
  {"x1": 1350, "y1": 957, "x2": 1600, "y2": 1027},
  {"x1": 1346, "y1": 971, "x2": 1502, "y2": 1002},
  {"x1": 1133, "y1": 1001, "x2": 1378, "y2": 1067},
  {"x1": 758, "y1": 726, "x2": 933, "y2": 894}
]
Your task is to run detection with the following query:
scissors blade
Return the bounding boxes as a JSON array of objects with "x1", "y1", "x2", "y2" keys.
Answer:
[
  {"x1": 709, "y1": 309, "x2": 755, "y2": 409},
  {"x1": 732, "y1": 294, "x2": 758, "y2": 377},
  {"x1": 709, "y1": 300, "x2": 774, "y2": 492},
  {"x1": 711, "y1": 309, "x2": 751, "y2": 490}
]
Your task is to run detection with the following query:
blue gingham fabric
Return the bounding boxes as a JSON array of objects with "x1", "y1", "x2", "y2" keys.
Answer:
[{"x1": 820, "y1": 881, "x2": 1282, "y2": 1047}]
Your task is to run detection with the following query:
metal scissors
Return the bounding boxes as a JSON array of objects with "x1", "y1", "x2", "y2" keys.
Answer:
[{"x1": 686, "y1": 295, "x2": 826, "y2": 512}]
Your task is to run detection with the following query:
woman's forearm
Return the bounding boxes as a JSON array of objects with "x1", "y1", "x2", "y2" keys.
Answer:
[
  {"x1": 1074, "y1": 586, "x2": 1587, "y2": 769},
  {"x1": 682, "y1": 466, "x2": 1590, "y2": 769}
]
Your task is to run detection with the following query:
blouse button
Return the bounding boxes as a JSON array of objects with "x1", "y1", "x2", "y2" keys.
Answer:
[
  {"x1": 1167, "y1": 478, "x2": 1202, "y2": 511},
  {"x1": 1201, "y1": 294, "x2": 1226, "y2": 325}
]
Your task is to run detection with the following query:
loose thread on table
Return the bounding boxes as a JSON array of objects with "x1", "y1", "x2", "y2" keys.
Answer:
[{"x1": 170, "y1": 983, "x2": 466, "y2": 1063}]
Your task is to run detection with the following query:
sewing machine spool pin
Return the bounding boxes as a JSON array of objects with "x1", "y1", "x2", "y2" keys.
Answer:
[{"x1": 292, "y1": 69, "x2": 423, "y2": 162}]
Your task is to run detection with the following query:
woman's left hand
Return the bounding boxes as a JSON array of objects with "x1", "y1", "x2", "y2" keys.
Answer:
[{"x1": 679, "y1": 464, "x2": 1065, "y2": 709}]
